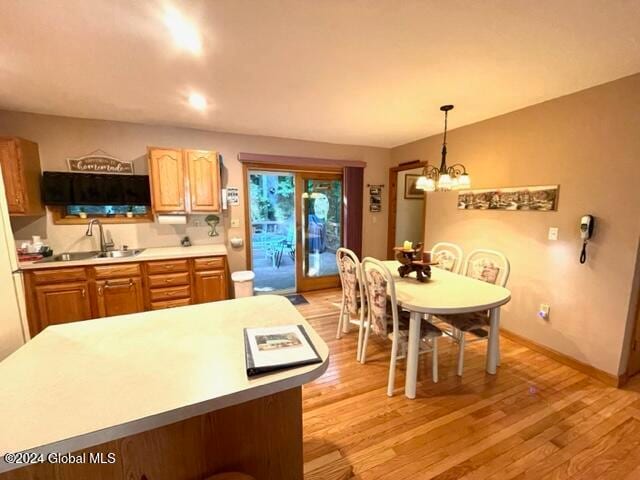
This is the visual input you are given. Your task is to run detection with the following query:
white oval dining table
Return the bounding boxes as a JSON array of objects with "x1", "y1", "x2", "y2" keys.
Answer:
[{"x1": 382, "y1": 261, "x2": 512, "y2": 399}]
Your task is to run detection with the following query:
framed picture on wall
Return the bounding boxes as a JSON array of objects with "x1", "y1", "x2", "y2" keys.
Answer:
[{"x1": 404, "y1": 174, "x2": 424, "y2": 199}]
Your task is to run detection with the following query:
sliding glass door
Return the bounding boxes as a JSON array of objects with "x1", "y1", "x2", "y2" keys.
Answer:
[{"x1": 247, "y1": 168, "x2": 343, "y2": 293}]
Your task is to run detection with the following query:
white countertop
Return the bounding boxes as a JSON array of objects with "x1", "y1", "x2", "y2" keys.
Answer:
[
  {"x1": 19, "y1": 244, "x2": 228, "y2": 270},
  {"x1": 0, "y1": 295, "x2": 329, "y2": 473},
  {"x1": 383, "y1": 261, "x2": 511, "y2": 314}
]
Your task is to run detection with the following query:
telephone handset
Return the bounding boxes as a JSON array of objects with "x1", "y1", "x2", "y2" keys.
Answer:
[{"x1": 579, "y1": 215, "x2": 595, "y2": 264}]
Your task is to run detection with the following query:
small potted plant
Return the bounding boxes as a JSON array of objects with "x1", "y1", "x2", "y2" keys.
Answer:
[
  {"x1": 78, "y1": 207, "x2": 87, "y2": 219},
  {"x1": 126, "y1": 206, "x2": 134, "y2": 218}
]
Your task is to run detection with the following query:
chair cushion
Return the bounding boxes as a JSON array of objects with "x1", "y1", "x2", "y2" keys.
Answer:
[
  {"x1": 388, "y1": 310, "x2": 442, "y2": 339},
  {"x1": 438, "y1": 311, "x2": 490, "y2": 335}
]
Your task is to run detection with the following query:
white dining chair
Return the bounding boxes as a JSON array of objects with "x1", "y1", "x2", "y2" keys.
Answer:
[
  {"x1": 335, "y1": 247, "x2": 367, "y2": 361},
  {"x1": 430, "y1": 242, "x2": 464, "y2": 274},
  {"x1": 360, "y1": 257, "x2": 442, "y2": 395},
  {"x1": 437, "y1": 249, "x2": 510, "y2": 376}
]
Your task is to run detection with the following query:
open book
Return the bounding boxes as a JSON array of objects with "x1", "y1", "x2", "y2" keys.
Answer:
[{"x1": 244, "y1": 324, "x2": 322, "y2": 377}]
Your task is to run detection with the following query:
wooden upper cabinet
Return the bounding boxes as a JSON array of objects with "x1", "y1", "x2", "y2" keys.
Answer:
[
  {"x1": 148, "y1": 147, "x2": 185, "y2": 212},
  {"x1": 0, "y1": 137, "x2": 43, "y2": 216},
  {"x1": 95, "y1": 277, "x2": 144, "y2": 318},
  {"x1": 185, "y1": 149, "x2": 220, "y2": 212},
  {"x1": 148, "y1": 147, "x2": 220, "y2": 214}
]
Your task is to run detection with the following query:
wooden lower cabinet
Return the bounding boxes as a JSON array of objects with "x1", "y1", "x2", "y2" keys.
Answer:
[
  {"x1": 194, "y1": 270, "x2": 228, "y2": 304},
  {"x1": 33, "y1": 281, "x2": 92, "y2": 332},
  {"x1": 24, "y1": 256, "x2": 229, "y2": 336},
  {"x1": 95, "y1": 277, "x2": 144, "y2": 318}
]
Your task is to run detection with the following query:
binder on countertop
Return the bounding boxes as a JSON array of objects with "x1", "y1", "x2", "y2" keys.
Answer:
[{"x1": 244, "y1": 324, "x2": 322, "y2": 377}]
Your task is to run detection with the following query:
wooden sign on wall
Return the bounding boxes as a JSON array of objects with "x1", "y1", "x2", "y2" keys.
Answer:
[{"x1": 67, "y1": 150, "x2": 134, "y2": 174}]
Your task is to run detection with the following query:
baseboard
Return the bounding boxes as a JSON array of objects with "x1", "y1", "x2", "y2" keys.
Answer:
[{"x1": 501, "y1": 328, "x2": 626, "y2": 388}]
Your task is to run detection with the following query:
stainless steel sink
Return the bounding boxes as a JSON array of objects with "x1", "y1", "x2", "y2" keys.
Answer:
[
  {"x1": 35, "y1": 249, "x2": 144, "y2": 263},
  {"x1": 93, "y1": 249, "x2": 144, "y2": 259},
  {"x1": 36, "y1": 251, "x2": 99, "y2": 263}
]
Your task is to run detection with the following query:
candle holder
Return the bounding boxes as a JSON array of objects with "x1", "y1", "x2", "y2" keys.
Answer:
[{"x1": 393, "y1": 242, "x2": 435, "y2": 282}]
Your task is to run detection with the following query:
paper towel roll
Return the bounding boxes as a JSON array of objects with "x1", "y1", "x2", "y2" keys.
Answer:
[{"x1": 156, "y1": 215, "x2": 187, "y2": 225}]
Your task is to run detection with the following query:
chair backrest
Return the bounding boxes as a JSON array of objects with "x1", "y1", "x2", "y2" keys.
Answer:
[
  {"x1": 336, "y1": 248, "x2": 364, "y2": 315},
  {"x1": 431, "y1": 242, "x2": 464, "y2": 274},
  {"x1": 361, "y1": 257, "x2": 400, "y2": 337},
  {"x1": 462, "y1": 249, "x2": 510, "y2": 287}
]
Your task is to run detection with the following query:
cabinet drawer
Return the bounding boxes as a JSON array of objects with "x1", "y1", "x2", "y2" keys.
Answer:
[
  {"x1": 149, "y1": 285, "x2": 191, "y2": 302},
  {"x1": 32, "y1": 267, "x2": 87, "y2": 285},
  {"x1": 193, "y1": 256, "x2": 225, "y2": 271},
  {"x1": 93, "y1": 263, "x2": 141, "y2": 279},
  {"x1": 146, "y1": 259, "x2": 189, "y2": 274},
  {"x1": 147, "y1": 271, "x2": 190, "y2": 288},
  {"x1": 151, "y1": 298, "x2": 191, "y2": 310}
]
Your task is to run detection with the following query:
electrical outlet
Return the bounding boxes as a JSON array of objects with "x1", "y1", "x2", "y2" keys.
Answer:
[
  {"x1": 538, "y1": 304, "x2": 551, "y2": 320},
  {"x1": 548, "y1": 227, "x2": 559, "y2": 241},
  {"x1": 231, "y1": 218, "x2": 240, "y2": 228}
]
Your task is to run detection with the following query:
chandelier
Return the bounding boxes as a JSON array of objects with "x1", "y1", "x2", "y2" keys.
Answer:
[{"x1": 416, "y1": 105, "x2": 470, "y2": 192}]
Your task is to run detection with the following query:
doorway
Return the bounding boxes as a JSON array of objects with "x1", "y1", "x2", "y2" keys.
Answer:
[
  {"x1": 246, "y1": 168, "x2": 343, "y2": 293},
  {"x1": 387, "y1": 161, "x2": 427, "y2": 258}
]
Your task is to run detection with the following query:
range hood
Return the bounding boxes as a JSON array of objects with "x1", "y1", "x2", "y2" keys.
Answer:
[{"x1": 42, "y1": 172, "x2": 151, "y2": 206}]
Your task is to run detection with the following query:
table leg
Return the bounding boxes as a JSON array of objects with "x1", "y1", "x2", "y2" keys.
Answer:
[
  {"x1": 486, "y1": 307, "x2": 501, "y2": 374},
  {"x1": 405, "y1": 311, "x2": 421, "y2": 399}
]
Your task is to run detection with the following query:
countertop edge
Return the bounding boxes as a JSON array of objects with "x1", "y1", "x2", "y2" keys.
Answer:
[
  {"x1": 19, "y1": 245, "x2": 229, "y2": 270},
  {"x1": 0, "y1": 355, "x2": 329, "y2": 474}
]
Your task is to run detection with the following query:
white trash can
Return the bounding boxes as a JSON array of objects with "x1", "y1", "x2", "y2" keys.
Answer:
[{"x1": 231, "y1": 270, "x2": 255, "y2": 298}]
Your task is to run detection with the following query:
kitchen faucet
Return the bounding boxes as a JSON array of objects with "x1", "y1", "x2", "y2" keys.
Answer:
[{"x1": 85, "y1": 219, "x2": 114, "y2": 252}]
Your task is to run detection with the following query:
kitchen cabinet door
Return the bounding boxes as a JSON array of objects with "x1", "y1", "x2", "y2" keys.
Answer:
[
  {"x1": 34, "y1": 281, "x2": 92, "y2": 331},
  {"x1": 185, "y1": 149, "x2": 220, "y2": 212},
  {"x1": 193, "y1": 270, "x2": 228, "y2": 304},
  {"x1": 148, "y1": 147, "x2": 185, "y2": 212},
  {"x1": 0, "y1": 137, "x2": 43, "y2": 215},
  {"x1": 95, "y1": 277, "x2": 144, "y2": 318},
  {"x1": 0, "y1": 138, "x2": 24, "y2": 213}
]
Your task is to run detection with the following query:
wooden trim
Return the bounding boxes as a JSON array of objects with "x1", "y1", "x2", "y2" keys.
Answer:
[
  {"x1": 50, "y1": 206, "x2": 153, "y2": 225},
  {"x1": 241, "y1": 161, "x2": 342, "y2": 174},
  {"x1": 238, "y1": 152, "x2": 365, "y2": 168},
  {"x1": 242, "y1": 163, "x2": 252, "y2": 271},
  {"x1": 501, "y1": 328, "x2": 625, "y2": 387},
  {"x1": 386, "y1": 161, "x2": 427, "y2": 259}
]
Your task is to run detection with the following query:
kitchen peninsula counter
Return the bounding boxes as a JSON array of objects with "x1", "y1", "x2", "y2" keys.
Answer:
[{"x1": 0, "y1": 295, "x2": 329, "y2": 479}]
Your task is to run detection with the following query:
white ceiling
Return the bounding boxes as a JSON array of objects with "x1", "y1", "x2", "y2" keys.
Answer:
[{"x1": 1, "y1": 0, "x2": 639, "y2": 147}]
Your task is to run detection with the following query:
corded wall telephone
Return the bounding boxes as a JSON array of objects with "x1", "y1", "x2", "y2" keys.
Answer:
[{"x1": 579, "y1": 215, "x2": 595, "y2": 264}]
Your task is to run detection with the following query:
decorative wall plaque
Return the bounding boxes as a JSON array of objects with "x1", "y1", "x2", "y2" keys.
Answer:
[
  {"x1": 67, "y1": 150, "x2": 134, "y2": 174},
  {"x1": 457, "y1": 185, "x2": 559, "y2": 211}
]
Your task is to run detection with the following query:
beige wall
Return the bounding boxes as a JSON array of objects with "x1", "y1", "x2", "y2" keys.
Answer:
[
  {"x1": 391, "y1": 74, "x2": 640, "y2": 376},
  {"x1": 394, "y1": 167, "x2": 425, "y2": 246},
  {"x1": 0, "y1": 111, "x2": 391, "y2": 273}
]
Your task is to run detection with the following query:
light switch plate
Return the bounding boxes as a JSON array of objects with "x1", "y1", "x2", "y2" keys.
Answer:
[
  {"x1": 231, "y1": 219, "x2": 240, "y2": 228},
  {"x1": 548, "y1": 227, "x2": 559, "y2": 241}
]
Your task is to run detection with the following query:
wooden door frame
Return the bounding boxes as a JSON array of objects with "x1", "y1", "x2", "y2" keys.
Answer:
[
  {"x1": 623, "y1": 245, "x2": 640, "y2": 382},
  {"x1": 242, "y1": 163, "x2": 343, "y2": 292},
  {"x1": 386, "y1": 160, "x2": 427, "y2": 259}
]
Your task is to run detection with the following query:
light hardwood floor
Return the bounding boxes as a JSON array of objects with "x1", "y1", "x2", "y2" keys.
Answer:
[{"x1": 297, "y1": 289, "x2": 640, "y2": 480}]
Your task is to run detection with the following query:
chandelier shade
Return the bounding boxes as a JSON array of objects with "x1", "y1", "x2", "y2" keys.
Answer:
[{"x1": 416, "y1": 105, "x2": 471, "y2": 192}]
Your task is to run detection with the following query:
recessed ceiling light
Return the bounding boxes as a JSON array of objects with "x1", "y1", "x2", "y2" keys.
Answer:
[
  {"x1": 164, "y1": 6, "x2": 202, "y2": 55},
  {"x1": 188, "y1": 93, "x2": 207, "y2": 111}
]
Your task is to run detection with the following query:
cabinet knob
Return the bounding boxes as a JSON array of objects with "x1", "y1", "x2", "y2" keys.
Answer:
[
  {"x1": 98, "y1": 286, "x2": 103, "y2": 296},
  {"x1": 81, "y1": 288, "x2": 86, "y2": 297}
]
